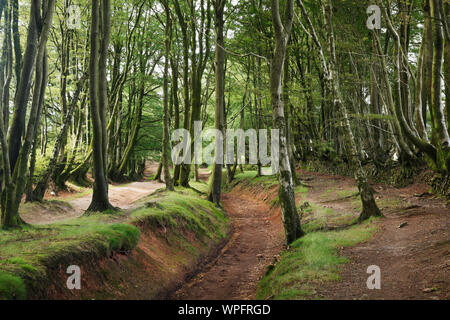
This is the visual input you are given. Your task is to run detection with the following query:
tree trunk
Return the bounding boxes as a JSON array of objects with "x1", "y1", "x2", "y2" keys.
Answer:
[
  {"x1": 271, "y1": 0, "x2": 303, "y2": 245},
  {"x1": 208, "y1": 0, "x2": 226, "y2": 207},
  {"x1": 173, "y1": 0, "x2": 191, "y2": 187},
  {"x1": 161, "y1": 0, "x2": 174, "y2": 191},
  {"x1": 1, "y1": 0, "x2": 56, "y2": 228},
  {"x1": 86, "y1": 0, "x2": 115, "y2": 213}
]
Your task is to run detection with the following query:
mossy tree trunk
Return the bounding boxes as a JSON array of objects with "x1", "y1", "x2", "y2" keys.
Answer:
[
  {"x1": 377, "y1": 0, "x2": 450, "y2": 173},
  {"x1": 324, "y1": 0, "x2": 382, "y2": 222},
  {"x1": 271, "y1": 0, "x2": 304, "y2": 245},
  {"x1": 299, "y1": 0, "x2": 382, "y2": 222}
]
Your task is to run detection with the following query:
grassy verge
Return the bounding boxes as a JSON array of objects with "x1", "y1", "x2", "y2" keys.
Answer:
[
  {"x1": 0, "y1": 186, "x2": 228, "y2": 300},
  {"x1": 257, "y1": 219, "x2": 379, "y2": 300},
  {"x1": 0, "y1": 213, "x2": 140, "y2": 300}
]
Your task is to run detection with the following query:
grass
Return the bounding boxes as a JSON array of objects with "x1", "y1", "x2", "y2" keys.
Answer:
[
  {"x1": 0, "y1": 211, "x2": 141, "y2": 300},
  {"x1": 300, "y1": 202, "x2": 356, "y2": 233},
  {"x1": 0, "y1": 187, "x2": 228, "y2": 300},
  {"x1": 257, "y1": 218, "x2": 379, "y2": 300},
  {"x1": 224, "y1": 170, "x2": 278, "y2": 191},
  {"x1": 131, "y1": 189, "x2": 228, "y2": 242},
  {"x1": 0, "y1": 272, "x2": 27, "y2": 300}
]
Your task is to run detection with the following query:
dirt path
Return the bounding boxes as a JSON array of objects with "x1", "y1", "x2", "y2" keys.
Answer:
[
  {"x1": 297, "y1": 170, "x2": 449, "y2": 300},
  {"x1": 21, "y1": 170, "x2": 165, "y2": 225},
  {"x1": 19, "y1": 164, "x2": 449, "y2": 299},
  {"x1": 173, "y1": 170, "x2": 449, "y2": 300},
  {"x1": 172, "y1": 188, "x2": 285, "y2": 300}
]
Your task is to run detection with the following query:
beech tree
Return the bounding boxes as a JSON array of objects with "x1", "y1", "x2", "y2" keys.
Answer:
[
  {"x1": 208, "y1": 0, "x2": 226, "y2": 206},
  {"x1": 86, "y1": 0, "x2": 115, "y2": 212},
  {"x1": 0, "y1": 0, "x2": 56, "y2": 228},
  {"x1": 271, "y1": 0, "x2": 304, "y2": 244}
]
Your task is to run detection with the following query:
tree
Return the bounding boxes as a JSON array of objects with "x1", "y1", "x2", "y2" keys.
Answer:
[
  {"x1": 86, "y1": 0, "x2": 115, "y2": 213},
  {"x1": 270, "y1": 0, "x2": 304, "y2": 244},
  {"x1": 208, "y1": 0, "x2": 226, "y2": 206},
  {"x1": 161, "y1": 0, "x2": 174, "y2": 191},
  {"x1": 0, "y1": 0, "x2": 56, "y2": 228},
  {"x1": 298, "y1": 0, "x2": 382, "y2": 222},
  {"x1": 179, "y1": 0, "x2": 212, "y2": 187}
]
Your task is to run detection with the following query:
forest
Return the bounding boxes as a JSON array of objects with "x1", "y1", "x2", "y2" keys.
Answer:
[{"x1": 0, "y1": 0, "x2": 448, "y2": 302}]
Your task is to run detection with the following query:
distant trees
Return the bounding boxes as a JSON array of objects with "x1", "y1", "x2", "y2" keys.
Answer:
[{"x1": 0, "y1": 0, "x2": 448, "y2": 228}]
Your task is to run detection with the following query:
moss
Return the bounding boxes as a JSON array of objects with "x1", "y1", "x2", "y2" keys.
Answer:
[
  {"x1": 99, "y1": 224, "x2": 140, "y2": 252},
  {"x1": 257, "y1": 219, "x2": 379, "y2": 300},
  {"x1": 300, "y1": 202, "x2": 356, "y2": 233},
  {"x1": 0, "y1": 214, "x2": 143, "y2": 300},
  {"x1": 295, "y1": 185, "x2": 309, "y2": 194},
  {"x1": 224, "y1": 170, "x2": 279, "y2": 191},
  {"x1": 0, "y1": 186, "x2": 230, "y2": 300},
  {"x1": 132, "y1": 190, "x2": 228, "y2": 241},
  {"x1": 0, "y1": 272, "x2": 27, "y2": 300}
]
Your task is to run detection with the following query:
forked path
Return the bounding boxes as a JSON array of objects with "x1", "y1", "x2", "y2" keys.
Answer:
[{"x1": 172, "y1": 189, "x2": 285, "y2": 300}]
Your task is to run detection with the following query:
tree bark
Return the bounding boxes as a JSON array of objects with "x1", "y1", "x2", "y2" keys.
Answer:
[
  {"x1": 161, "y1": 0, "x2": 174, "y2": 191},
  {"x1": 271, "y1": 0, "x2": 303, "y2": 245},
  {"x1": 208, "y1": 0, "x2": 226, "y2": 206},
  {"x1": 86, "y1": 0, "x2": 115, "y2": 213}
]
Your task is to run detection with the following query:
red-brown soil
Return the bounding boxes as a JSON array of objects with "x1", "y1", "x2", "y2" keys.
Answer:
[
  {"x1": 172, "y1": 170, "x2": 449, "y2": 300},
  {"x1": 19, "y1": 164, "x2": 449, "y2": 300},
  {"x1": 171, "y1": 184, "x2": 285, "y2": 300},
  {"x1": 299, "y1": 170, "x2": 449, "y2": 300}
]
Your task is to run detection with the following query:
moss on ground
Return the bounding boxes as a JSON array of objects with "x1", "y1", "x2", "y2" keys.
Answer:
[
  {"x1": 222, "y1": 169, "x2": 379, "y2": 300},
  {"x1": 300, "y1": 202, "x2": 356, "y2": 233},
  {"x1": 131, "y1": 189, "x2": 228, "y2": 242}
]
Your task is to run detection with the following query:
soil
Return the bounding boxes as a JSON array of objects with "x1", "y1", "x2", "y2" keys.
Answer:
[
  {"x1": 311, "y1": 173, "x2": 450, "y2": 300},
  {"x1": 171, "y1": 185, "x2": 284, "y2": 300},
  {"x1": 299, "y1": 170, "x2": 449, "y2": 300},
  {"x1": 18, "y1": 165, "x2": 450, "y2": 300},
  {"x1": 173, "y1": 170, "x2": 449, "y2": 300}
]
